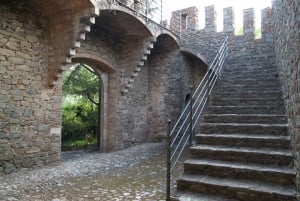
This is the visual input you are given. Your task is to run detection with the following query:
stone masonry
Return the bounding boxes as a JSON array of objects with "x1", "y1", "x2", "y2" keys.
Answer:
[
  {"x1": 0, "y1": 3, "x2": 300, "y2": 199},
  {"x1": 0, "y1": 0, "x2": 207, "y2": 174},
  {"x1": 0, "y1": 2, "x2": 59, "y2": 174},
  {"x1": 273, "y1": 0, "x2": 300, "y2": 193},
  {"x1": 172, "y1": 1, "x2": 299, "y2": 200}
]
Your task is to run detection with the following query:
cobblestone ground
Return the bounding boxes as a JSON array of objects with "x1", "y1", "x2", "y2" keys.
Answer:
[{"x1": 0, "y1": 143, "x2": 185, "y2": 201}]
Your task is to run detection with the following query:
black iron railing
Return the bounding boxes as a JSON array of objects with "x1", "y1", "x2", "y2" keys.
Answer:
[{"x1": 166, "y1": 36, "x2": 228, "y2": 200}]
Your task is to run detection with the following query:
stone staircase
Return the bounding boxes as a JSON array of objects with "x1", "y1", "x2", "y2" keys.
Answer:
[
  {"x1": 173, "y1": 56, "x2": 297, "y2": 200},
  {"x1": 121, "y1": 37, "x2": 156, "y2": 94}
]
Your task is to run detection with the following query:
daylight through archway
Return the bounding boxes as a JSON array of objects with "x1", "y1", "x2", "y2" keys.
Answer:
[{"x1": 61, "y1": 63, "x2": 101, "y2": 151}]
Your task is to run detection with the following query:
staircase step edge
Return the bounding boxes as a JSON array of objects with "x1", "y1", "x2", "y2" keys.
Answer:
[
  {"x1": 184, "y1": 158, "x2": 296, "y2": 175},
  {"x1": 178, "y1": 174, "x2": 297, "y2": 197}
]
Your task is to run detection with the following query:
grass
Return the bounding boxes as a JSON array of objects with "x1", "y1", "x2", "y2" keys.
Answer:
[{"x1": 62, "y1": 138, "x2": 97, "y2": 151}]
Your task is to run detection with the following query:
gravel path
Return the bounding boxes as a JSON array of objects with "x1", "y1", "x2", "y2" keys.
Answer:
[{"x1": 0, "y1": 142, "x2": 184, "y2": 201}]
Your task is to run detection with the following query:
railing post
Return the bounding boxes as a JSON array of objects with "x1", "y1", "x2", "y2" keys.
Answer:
[
  {"x1": 145, "y1": 0, "x2": 148, "y2": 23},
  {"x1": 166, "y1": 119, "x2": 171, "y2": 201},
  {"x1": 179, "y1": 9, "x2": 182, "y2": 38},
  {"x1": 189, "y1": 85, "x2": 194, "y2": 147},
  {"x1": 160, "y1": 0, "x2": 163, "y2": 31}
]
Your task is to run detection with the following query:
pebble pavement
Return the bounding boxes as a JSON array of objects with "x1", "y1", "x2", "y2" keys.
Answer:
[{"x1": 0, "y1": 143, "x2": 185, "y2": 201}]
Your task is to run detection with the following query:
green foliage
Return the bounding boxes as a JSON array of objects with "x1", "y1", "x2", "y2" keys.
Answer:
[
  {"x1": 62, "y1": 100, "x2": 98, "y2": 141},
  {"x1": 144, "y1": 0, "x2": 158, "y2": 17},
  {"x1": 235, "y1": 26, "x2": 262, "y2": 39},
  {"x1": 62, "y1": 138, "x2": 97, "y2": 151},
  {"x1": 61, "y1": 64, "x2": 100, "y2": 149},
  {"x1": 63, "y1": 63, "x2": 100, "y2": 104},
  {"x1": 255, "y1": 27, "x2": 262, "y2": 39},
  {"x1": 236, "y1": 27, "x2": 243, "y2": 35}
]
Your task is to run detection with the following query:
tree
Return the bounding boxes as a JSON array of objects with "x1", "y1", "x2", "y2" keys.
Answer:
[
  {"x1": 62, "y1": 63, "x2": 100, "y2": 149},
  {"x1": 63, "y1": 63, "x2": 100, "y2": 105}
]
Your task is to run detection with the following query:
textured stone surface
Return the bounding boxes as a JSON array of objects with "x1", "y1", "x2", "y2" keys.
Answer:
[
  {"x1": 174, "y1": 48, "x2": 297, "y2": 200},
  {"x1": 0, "y1": 2, "x2": 60, "y2": 175},
  {"x1": 273, "y1": 0, "x2": 300, "y2": 193},
  {"x1": 0, "y1": 2, "x2": 299, "y2": 191},
  {"x1": 0, "y1": 0, "x2": 204, "y2": 174},
  {"x1": 0, "y1": 143, "x2": 185, "y2": 201}
]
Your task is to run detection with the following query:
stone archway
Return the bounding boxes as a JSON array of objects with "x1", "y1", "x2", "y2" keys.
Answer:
[
  {"x1": 61, "y1": 63, "x2": 102, "y2": 151},
  {"x1": 69, "y1": 57, "x2": 113, "y2": 152}
]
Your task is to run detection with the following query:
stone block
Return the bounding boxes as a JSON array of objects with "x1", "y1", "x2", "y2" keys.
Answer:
[
  {"x1": 0, "y1": 47, "x2": 15, "y2": 57},
  {"x1": 3, "y1": 161, "x2": 16, "y2": 174},
  {"x1": 38, "y1": 125, "x2": 50, "y2": 132},
  {"x1": 0, "y1": 146, "x2": 13, "y2": 161}
]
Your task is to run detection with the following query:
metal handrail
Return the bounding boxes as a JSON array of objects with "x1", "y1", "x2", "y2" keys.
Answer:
[{"x1": 166, "y1": 35, "x2": 228, "y2": 200}]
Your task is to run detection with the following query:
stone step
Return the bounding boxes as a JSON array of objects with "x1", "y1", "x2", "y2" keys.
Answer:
[
  {"x1": 209, "y1": 97, "x2": 284, "y2": 107},
  {"x1": 199, "y1": 123, "x2": 287, "y2": 135},
  {"x1": 195, "y1": 133, "x2": 291, "y2": 149},
  {"x1": 215, "y1": 86, "x2": 281, "y2": 93},
  {"x1": 220, "y1": 73, "x2": 279, "y2": 81},
  {"x1": 207, "y1": 106, "x2": 286, "y2": 115},
  {"x1": 211, "y1": 91, "x2": 282, "y2": 99},
  {"x1": 223, "y1": 67, "x2": 278, "y2": 73},
  {"x1": 184, "y1": 159, "x2": 295, "y2": 185},
  {"x1": 216, "y1": 84, "x2": 281, "y2": 91},
  {"x1": 220, "y1": 79, "x2": 281, "y2": 86},
  {"x1": 223, "y1": 66, "x2": 277, "y2": 71},
  {"x1": 177, "y1": 174, "x2": 297, "y2": 201},
  {"x1": 226, "y1": 59, "x2": 275, "y2": 65},
  {"x1": 222, "y1": 68, "x2": 278, "y2": 75},
  {"x1": 171, "y1": 191, "x2": 238, "y2": 201},
  {"x1": 189, "y1": 145, "x2": 293, "y2": 166},
  {"x1": 203, "y1": 114, "x2": 287, "y2": 124}
]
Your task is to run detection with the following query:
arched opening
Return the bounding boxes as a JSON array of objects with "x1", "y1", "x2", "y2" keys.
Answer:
[{"x1": 61, "y1": 63, "x2": 102, "y2": 151}]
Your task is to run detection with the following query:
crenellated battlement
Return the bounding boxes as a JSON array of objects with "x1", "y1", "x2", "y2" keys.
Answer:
[{"x1": 170, "y1": 5, "x2": 273, "y2": 41}]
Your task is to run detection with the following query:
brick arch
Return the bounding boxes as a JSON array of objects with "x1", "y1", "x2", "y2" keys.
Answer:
[
  {"x1": 62, "y1": 57, "x2": 111, "y2": 152},
  {"x1": 180, "y1": 48, "x2": 208, "y2": 67},
  {"x1": 154, "y1": 33, "x2": 180, "y2": 52},
  {"x1": 93, "y1": 8, "x2": 153, "y2": 41},
  {"x1": 72, "y1": 53, "x2": 117, "y2": 73}
]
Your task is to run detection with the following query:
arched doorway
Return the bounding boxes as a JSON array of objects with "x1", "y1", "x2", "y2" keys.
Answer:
[{"x1": 61, "y1": 63, "x2": 103, "y2": 151}]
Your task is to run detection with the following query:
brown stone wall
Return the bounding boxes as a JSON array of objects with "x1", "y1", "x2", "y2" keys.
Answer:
[
  {"x1": 118, "y1": 62, "x2": 149, "y2": 147},
  {"x1": 178, "y1": 6, "x2": 274, "y2": 65},
  {"x1": 116, "y1": 37, "x2": 153, "y2": 149},
  {"x1": 170, "y1": 6, "x2": 199, "y2": 34},
  {"x1": 273, "y1": 0, "x2": 300, "y2": 191},
  {"x1": 70, "y1": 30, "x2": 121, "y2": 151},
  {"x1": 73, "y1": 28, "x2": 152, "y2": 150},
  {"x1": 3, "y1": 0, "x2": 278, "y2": 175},
  {"x1": 0, "y1": 0, "x2": 208, "y2": 175},
  {"x1": 148, "y1": 48, "x2": 179, "y2": 140},
  {"x1": 147, "y1": 34, "x2": 205, "y2": 140},
  {"x1": 0, "y1": 2, "x2": 61, "y2": 174}
]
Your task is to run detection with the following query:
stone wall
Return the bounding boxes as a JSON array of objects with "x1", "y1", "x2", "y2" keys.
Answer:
[
  {"x1": 0, "y1": 0, "x2": 278, "y2": 175},
  {"x1": 170, "y1": 5, "x2": 275, "y2": 74},
  {"x1": 272, "y1": 0, "x2": 300, "y2": 191},
  {"x1": 71, "y1": 30, "x2": 120, "y2": 151},
  {"x1": 148, "y1": 42, "x2": 181, "y2": 140},
  {"x1": 170, "y1": 5, "x2": 276, "y2": 140},
  {"x1": 73, "y1": 24, "x2": 153, "y2": 150},
  {"x1": 173, "y1": 6, "x2": 274, "y2": 65},
  {"x1": 170, "y1": 6, "x2": 199, "y2": 34},
  {"x1": 0, "y1": 2, "x2": 60, "y2": 174},
  {"x1": 147, "y1": 34, "x2": 207, "y2": 140}
]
